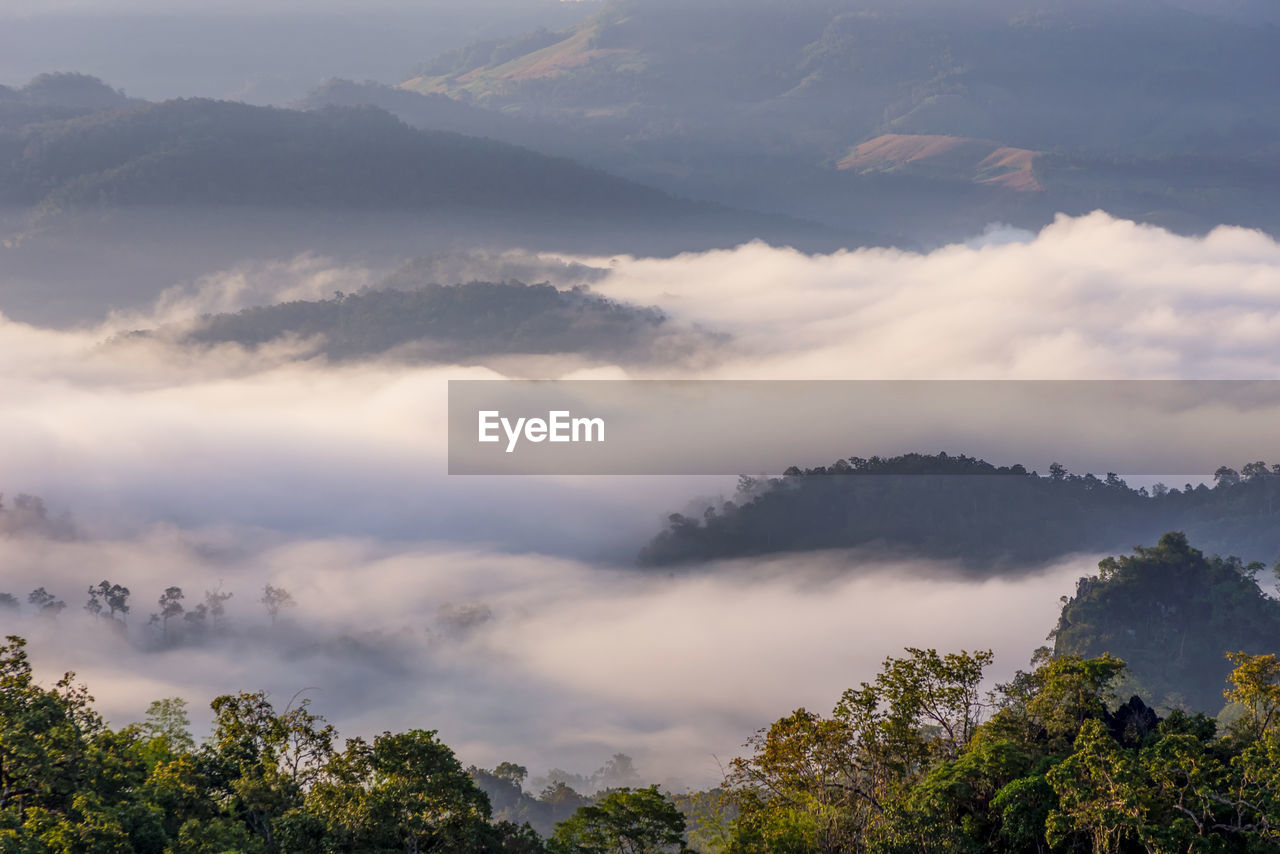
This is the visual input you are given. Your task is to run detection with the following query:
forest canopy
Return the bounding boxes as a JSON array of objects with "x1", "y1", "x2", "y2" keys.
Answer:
[
  {"x1": 640, "y1": 453, "x2": 1280, "y2": 568},
  {"x1": 123, "y1": 280, "x2": 699, "y2": 364}
]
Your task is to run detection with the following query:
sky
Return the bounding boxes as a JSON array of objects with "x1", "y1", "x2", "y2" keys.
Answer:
[{"x1": 0, "y1": 0, "x2": 590, "y2": 103}]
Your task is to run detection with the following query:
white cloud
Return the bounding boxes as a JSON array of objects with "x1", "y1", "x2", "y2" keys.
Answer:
[{"x1": 3, "y1": 212, "x2": 1280, "y2": 786}]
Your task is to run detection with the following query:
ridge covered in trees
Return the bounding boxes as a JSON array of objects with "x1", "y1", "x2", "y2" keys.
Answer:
[
  {"x1": 0, "y1": 97, "x2": 695, "y2": 221},
  {"x1": 639, "y1": 453, "x2": 1280, "y2": 568},
  {"x1": 123, "y1": 280, "x2": 702, "y2": 364},
  {"x1": 1052, "y1": 532, "x2": 1280, "y2": 714}
]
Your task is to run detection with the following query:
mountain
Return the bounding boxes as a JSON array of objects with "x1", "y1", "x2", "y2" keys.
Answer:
[
  {"x1": 637, "y1": 453, "x2": 1280, "y2": 569},
  {"x1": 123, "y1": 279, "x2": 716, "y2": 365},
  {"x1": 837, "y1": 134, "x2": 1042, "y2": 192},
  {"x1": 390, "y1": 0, "x2": 1280, "y2": 241},
  {"x1": 0, "y1": 98, "x2": 694, "y2": 219},
  {"x1": 298, "y1": 79, "x2": 543, "y2": 146},
  {"x1": 0, "y1": 90, "x2": 858, "y2": 327},
  {"x1": 0, "y1": 93, "x2": 857, "y2": 273},
  {"x1": 403, "y1": 0, "x2": 1280, "y2": 156},
  {"x1": 1052, "y1": 532, "x2": 1280, "y2": 712},
  {"x1": 0, "y1": 72, "x2": 138, "y2": 129}
]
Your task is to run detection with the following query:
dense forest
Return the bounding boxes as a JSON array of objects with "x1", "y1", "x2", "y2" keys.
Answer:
[
  {"x1": 1053, "y1": 532, "x2": 1280, "y2": 714},
  {"x1": 7, "y1": 574, "x2": 1280, "y2": 852},
  {"x1": 640, "y1": 454, "x2": 1280, "y2": 568},
  {"x1": 123, "y1": 280, "x2": 702, "y2": 364}
]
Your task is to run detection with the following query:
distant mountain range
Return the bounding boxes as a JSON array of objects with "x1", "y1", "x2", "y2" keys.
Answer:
[
  {"x1": 399, "y1": 0, "x2": 1279, "y2": 156},
  {"x1": 639, "y1": 453, "x2": 1280, "y2": 570},
  {"x1": 0, "y1": 87, "x2": 854, "y2": 258},
  {"x1": 0, "y1": 98, "x2": 687, "y2": 219},
  {"x1": 350, "y1": 0, "x2": 1280, "y2": 241}
]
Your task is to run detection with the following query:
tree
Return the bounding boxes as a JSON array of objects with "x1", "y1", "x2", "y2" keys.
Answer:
[
  {"x1": 142, "y1": 697, "x2": 196, "y2": 754},
  {"x1": 551, "y1": 786, "x2": 689, "y2": 854},
  {"x1": 593, "y1": 754, "x2": 641, "y2": 791},
  {"x1": 151, "y1": 586, "x2": 185, "y2": 644},
  {"x1": 86, "y1": 580, "x2": 131, "y2": 623},
  {"x1": 204, "y1": 584, "x2": 233, "y2": 633},
  {"x1": 727, "y1": 707, "x2": 873, "y2": 854},
  {"x1": 1214, "y1": 466, "x2": 1241, "y2": 488},
  {"x1": 871, "y1": 648, "x2": 992, "y2": 761},
  {"x1": 1045, "y1": 719, "x2": 1153, "y2": 854},
  {"x1": 260, "y1": 585, "x2": 296, "y2": 625},
  {"x1": 309, "y1": 729, "x2": 495, "y2": 853},
  {"x1": 1024, "y1": 654, "x2": 1127, "y2": 752},
  {"x1": 28, "y1": 587, "x2": 66, "y2": 617},
  {"x1": 1224, "y1": 650, "x2": 1280, "y2": 740},
  {"x1": 495, "y1": 761, "x2": 530, "y2": 789},
  {"x1": 204, "y1": 690, "x2": 336, "y2": 852}
]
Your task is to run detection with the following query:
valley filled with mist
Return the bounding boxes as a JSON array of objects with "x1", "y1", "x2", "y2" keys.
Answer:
[{"x1": 3, "y1": 2, "x2": 1280, "y2": 852}]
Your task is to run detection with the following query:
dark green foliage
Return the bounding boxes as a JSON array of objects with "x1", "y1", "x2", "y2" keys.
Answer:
[
  {"x1": 722, "y1": 641, "x2": 1280, "y2": 853},
  {"x1": 1054, "y1": 532, "x2": 1280, "y2": 713},
  {"x1": 550, "y1": 786, "x2": 689, "y2": 854},
  {"x1": 0, "y1": 638, "x2": 547, "y2": 853},
  {"x1": 640, "y1": 454, "x2": 1280, "y2": 569}
]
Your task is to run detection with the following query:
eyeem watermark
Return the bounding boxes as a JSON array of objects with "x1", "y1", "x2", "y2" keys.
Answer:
[
  {"x1": 450, "y1": 379, "x2": 1280, "y2": 475},
  {"x1": 478, "y1": 410, "x2": 605, "y2": 453}
]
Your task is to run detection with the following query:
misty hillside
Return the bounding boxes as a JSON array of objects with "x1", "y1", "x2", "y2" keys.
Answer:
[
  {"x1": 386, "y1": 0, "x2": 1280, "y2": 240},
  {"x1": 297, "y1": 79, "x2": 573, "y2": 153},
  {"x1": 0, "y1": 491, "x2": 75, "y2": 540},
  {"x1": 639, "y1": 454, "x2": 1280, "y2": 568},
  {"x1": 0, "y1": 98, "x2": 706, "y2": 221},
  {"x1": 1052, "y1": 532, "x2": 1280, "y2": 713},
  {"x1": 0, "y1": 72, "x2": 137, "y2": 128},
  {"x1": 126, "y1": 280, "x2": 713, "y2": 364},
  {"x1": 406, "y1": 0, "x2": 1280, "y2": 155}
]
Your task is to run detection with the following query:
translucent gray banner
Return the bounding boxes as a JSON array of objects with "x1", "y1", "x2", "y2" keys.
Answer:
[{"x1": 447, "y1": 380, "x2": 1280, "y2": 475}]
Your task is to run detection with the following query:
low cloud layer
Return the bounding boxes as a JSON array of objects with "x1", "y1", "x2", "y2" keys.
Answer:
[
  {"x1": 1, "y1": 535, "x2": 1087, "y2": 789},
  {"x1": 591, "y1": 212, "x2": 1280, "y2": 380},
  {"x1": 3, "y1": 212, "x2": 1280, "y2": 787}
]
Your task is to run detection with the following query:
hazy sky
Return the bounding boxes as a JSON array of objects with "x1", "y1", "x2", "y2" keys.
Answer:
[
  {"x1": 0, "y1": 1, "x2": 590, "y2": 103},
  {"x1": 0, "y1": 0, "x2": 593, "y2": 15}
]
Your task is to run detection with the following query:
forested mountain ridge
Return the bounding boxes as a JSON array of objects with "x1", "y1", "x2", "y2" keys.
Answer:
[
  {"x1": 0, "y1": 72, "x2": 137, "y2": 129},
  {"x1": 640, "y1": 453, "x2": 1280, "y2": 568},
  {"x1": 1053, "y1": 531, "x2": 1280, "y2": 713},
  {"x1": 0, "y1": 98, "x2": 693, "y2": 219},
  {"x1": 123, "y1": 280, "x2": 712, "y2": 364}
]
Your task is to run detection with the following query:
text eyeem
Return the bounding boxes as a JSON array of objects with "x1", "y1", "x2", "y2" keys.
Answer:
[{"x1": 478, "y1": 410, "x2": 605, "y2": 453}]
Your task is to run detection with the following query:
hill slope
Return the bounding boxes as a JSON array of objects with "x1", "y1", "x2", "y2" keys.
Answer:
[
  {"x1": 404, "y1": 0, "x2": 1280, "y2": 157},
  {"x1": 638, "y1": 453, "x2": 1280, "y2": 569},
  {"x1": 125, "y1": 279, "x2": 713, "y2": 365},
  {"x1": 388, "y1": 0, "x2": 1280, "y2": 240},
  {"x1": 0, "y1": 98, "x2": 692, "y2": 219},
  {"x1": 1053, "y1": 532, "x2": 1280, "y2": 712}
]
